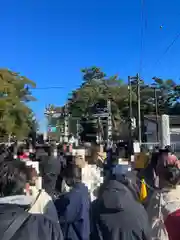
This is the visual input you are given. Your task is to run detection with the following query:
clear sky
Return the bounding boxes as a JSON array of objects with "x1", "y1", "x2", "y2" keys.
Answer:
[{"x1": 1, "y1": 0, "x2": 180, "y2": 131}]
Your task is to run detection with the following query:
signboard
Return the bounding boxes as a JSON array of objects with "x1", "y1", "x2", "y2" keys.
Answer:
[
  {"x1": 52, "y1": 113, "x2": 61, "y2": 118},
  {"x1": 48, "y1": 127, "x2": 56, "y2": 132},
  {"x1": 93, "y1": 113, "x2": 109, "y2": 118},
  {"x1": 134, "y1": 153, "x2": 148, "y2": 169}
]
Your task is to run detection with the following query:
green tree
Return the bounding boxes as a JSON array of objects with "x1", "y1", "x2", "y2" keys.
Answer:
[
  {"x1": 68, "y1": 67, "x2": 129, "y2": 139},
  {"x1": 0, "y1": 68, "x2": 37, "y2": 140},
  {"x1": 47, "y1": 67, "x2": 180, "y2": 142}
]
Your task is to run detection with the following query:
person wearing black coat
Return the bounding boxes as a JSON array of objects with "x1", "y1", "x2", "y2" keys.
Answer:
[
  {"x1": 90, "y1": 179, "x2": 151, "y2": 240},
  {"x1": 0, "y1": 156, "x2": 63, "y2": 240}
]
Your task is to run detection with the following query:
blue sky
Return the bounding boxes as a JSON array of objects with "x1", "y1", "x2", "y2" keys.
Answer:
[{"x1": 1, "y1": 0, "x2": 180, "y2": 131}]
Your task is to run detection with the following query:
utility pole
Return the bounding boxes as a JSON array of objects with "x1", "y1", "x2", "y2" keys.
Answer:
[
  {"x1": 128, "y1": 76, "x2": 133, "y2": 140},
  {"x1": 137, "y1": 73, "x2": 142, "y2": 145},
  {"x1": 107, "y1": 99, "x2": 112, "y2": 140},
  {"x1": 128, "y1": 76, "x2": 133, "y2": 157},
  {"x1": 154, "y1": 87, "x2": 159, "y2": 142},
  {"x1": 151, "y1": 80, "x2": 159, "y2": 143},
  {"x1": 76, "y1": 119, "x2": 80, "y2": 146}
]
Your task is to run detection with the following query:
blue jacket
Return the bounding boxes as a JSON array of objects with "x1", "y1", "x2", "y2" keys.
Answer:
[{"x1": 55, "y1": 183, "x2": 90, "y2": 240}]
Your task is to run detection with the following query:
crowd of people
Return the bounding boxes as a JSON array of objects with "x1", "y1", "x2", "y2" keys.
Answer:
[{"x1": 0, "y1": 143, "x2": 180, "y2": 240}]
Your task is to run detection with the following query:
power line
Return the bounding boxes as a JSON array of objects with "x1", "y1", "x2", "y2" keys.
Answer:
[
  {"x1": 139, "y1": 0, "x2": 146, "y2": 76},
  {"x1": 143, "y1": 31, "x2": 180, "y2": 74},
  {"x1": 154, "y1": 32, "x2": 180, "y2": 66},
  {"x1": 29, "y1": 86, "x2": 64, "y2": 90}
]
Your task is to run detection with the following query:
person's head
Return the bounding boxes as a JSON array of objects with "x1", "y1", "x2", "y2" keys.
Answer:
[
  {"x1": 8, "y1": 145, "x2": 14, "y2": 153},
  {"x1": 159, "y1": 148, "x2": 169, "y2": 157},
  {"x1": 0, "y1": 156, "x2": 35, "y2": 197},
  {"x1": 165, "y1": 145, "x2": 172, "y2": 152},
  {"x1": 26, "y1": 165, "x2": 38, "y2": 186},
  {"x1": 74, "y1": 154, "x2": 86, "y2": 168},
  {"x1": 63, "y1": 163, "x2": 82, "y2": 187},
  {"x1": 69, "y1": 134, "x2": 73, "y2": 139},
  {"x1": 60, "y1": 151, "x2": 64, "y2": 156},
  {"x1": 164, "y1": 165, "x2": 180, "y2": 186},
  {"x1": 17, "y1": 145, "x2": 25, "y2": 156},
  {"x1": 0, "y1": 144, "x2": 6, "y2": 155},
  {"x1": 108, "y1": 135, "x2": 112, "y2": 140},
  {"x1": 109, "y1": 165, "x2": 140, "y2": 200}
]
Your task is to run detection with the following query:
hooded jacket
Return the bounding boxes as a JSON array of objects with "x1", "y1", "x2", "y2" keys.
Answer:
[
  {"x1": 90, "y1": 180, "x2": 151, "y2": 240},
  {"x1": 0, "y1": 195, "x2": 63, "y2": 240}
]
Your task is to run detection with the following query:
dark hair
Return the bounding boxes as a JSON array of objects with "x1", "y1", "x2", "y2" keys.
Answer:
[
  {"x1": 0, "y1": 157, "x2": 29, "y2": 197},
  {"x1": 17, "y1": 146, "x2": 24, "y2": 156},
  {"x1": 0, "y1": 144, "x2": 6, "y2": 155},
  {"x1": 165, "y1": 145, "x2": 172, "y2": 152},
  {"x1": 60, "y1": 152, "x2": 64, "y2": 156},
  {"x1": 164, "y1": 165, "x2": 180, "y2": 185},
  {"x1": 63, "y1": 163, "x2": 82, "y2": 186},
  {"x1": 26, "y1": 166, "x2": 38, "y2": 185}
]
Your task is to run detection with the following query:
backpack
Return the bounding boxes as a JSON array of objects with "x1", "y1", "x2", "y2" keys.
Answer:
[
  {"x1": 2, "y1": 191, "x2": 42, "y2": 240},
  {"x1": 2, "y1": 211, "x2": 30, "y2": 240}
]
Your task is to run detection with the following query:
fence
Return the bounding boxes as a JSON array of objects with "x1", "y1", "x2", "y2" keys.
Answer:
[{"x1": 141, "y1": 142, "x2": 180, "y2": 153}]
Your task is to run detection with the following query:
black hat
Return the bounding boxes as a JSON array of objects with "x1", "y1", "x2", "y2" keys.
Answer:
[{"x1": 159, "y1": 146, "x2": 171, "y2": 153}]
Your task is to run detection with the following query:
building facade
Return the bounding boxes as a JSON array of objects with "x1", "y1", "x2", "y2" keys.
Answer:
[{"x1": 143, "y1": 115, "x2": 180, "y2": 151}]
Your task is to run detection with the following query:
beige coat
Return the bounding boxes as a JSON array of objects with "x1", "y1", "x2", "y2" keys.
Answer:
[
  {"x1": 74, "y1": 154, "x2": 104, "y2": 201},
  {"x1": 147, "y1": 186, "x2": 180, "y2": 240},
  {"x1": 29, "y1": 187, "x2": 59, "y2": 224}
]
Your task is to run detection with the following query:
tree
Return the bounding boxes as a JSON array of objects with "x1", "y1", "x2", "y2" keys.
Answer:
[
  {"x1": 68, "y1": 67, "x2": 130, "y2": 139},
  {"x1": 47, "y1": 67, "x2": 180, "y2": 142},
  {"x1": 0, "y1": 68, "x2": 37, "y2": 140}
]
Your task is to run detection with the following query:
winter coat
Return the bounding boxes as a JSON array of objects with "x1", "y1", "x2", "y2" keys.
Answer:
[
  {"x1": 91, "y1": 180, "x2": 151, "y2": 240},
  {"x1": 55, "y1": 182, "x2": 90, "y2": 240},
  {"x1": 29, "y1": 187, "x2": 59, "y2": 224},
  {"x1": 81, "y1": 164, "x2": 103, "y2": 201}
]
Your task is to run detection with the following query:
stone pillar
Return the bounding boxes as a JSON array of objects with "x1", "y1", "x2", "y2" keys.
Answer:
[{"x1": 160, "y1": 114, "x2": 170, "y2": 148}]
